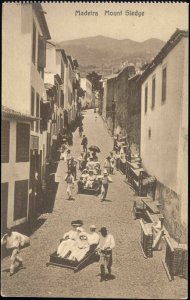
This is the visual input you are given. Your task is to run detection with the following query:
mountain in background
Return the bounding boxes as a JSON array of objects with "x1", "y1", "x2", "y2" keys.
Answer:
[{"x1": 57, "y1": 35, "x2": 165, "y2": 76}]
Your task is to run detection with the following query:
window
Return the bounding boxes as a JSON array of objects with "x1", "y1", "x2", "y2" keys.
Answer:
[
  {"x1": 2, "y1": 120, "x2": 10, "y2": 163},
  {"x1": 36, "y1": 93, "x2": 40, "y2": 132},
  {"x1": 14, "y1": 180, "x2": 28, "y2": 220},
  {"x1": 145, "y1": 85, "x2": 148, "y2": 114},
  {"x1": 61, "y1": 90, "x2": 64, "y2": 107},
  {"x1": 1, "y1": 182, "x2": 8, "y2": 232},
  {"x1": 152, "y1": 76, "x2": 156, "y2": 110},
  {"x1": 32, "y1": 22, "x2": 36, "y2": 64},
  {"x1": 16, "y1": 123, "x2": 30, "y2": 162},
  {"x1": 61, "y1": 61, "x2": 64, "y2": 81},
  {"x1": 31, "y1": 87, "x2": 35, "y2": 131},
  {"x1": 148, "y1": 127, "x2": 151, "y2": 140},
  {"x1": 162, "y1": 66, "x2": 167, "y2": 103},
  {"x1": 38, "y1": 34, "x2": 46, "y2": 74}
]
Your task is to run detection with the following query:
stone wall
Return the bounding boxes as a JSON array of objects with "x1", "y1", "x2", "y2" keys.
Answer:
[
  {"x1": 127, "y1": 113, "x2": 140, "y2": 155},
  {"x1": 155, "y1": 180, "x2": 187, "y2": 243}
]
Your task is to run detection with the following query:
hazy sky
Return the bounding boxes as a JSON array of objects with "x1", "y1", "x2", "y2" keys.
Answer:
[{"x1": 42, "y1": 2, "x2": 188, "y2": 43}]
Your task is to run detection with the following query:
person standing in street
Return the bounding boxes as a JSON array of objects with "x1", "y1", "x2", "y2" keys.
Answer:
[
  {"x1": 69, "y1": 156, "x2": 77, "y2": 180},
  {"x1": 97, "y1": 227, "x2": 115, "y2": 282},
  {"x1": 1, "y1": 228, "x2": 28, "y2": 276},
  {"x1": 114, "y1": 150, "x2": 120, "y2": 171},
  {"x1": 66, "y1": 149, "x2": 72, "y2": 171},
  {"x1": 81, "y1": 135, "x2": 88, "y2": 152},
  {"x1": 78, "y1": 125, "x2": 83, "y2": 137},
  {"x1": 110, "y1": 152, "x2": 115, "y2": 175},
  {"x1": 65, "y1": 170, "x2": 75, "y2": 200},
  {"x1": 100, "y1": 170, "x2": 112, "y2": 201},
  {"x1": 104, "y1": 156, "x2": 111, "y2": 175}
]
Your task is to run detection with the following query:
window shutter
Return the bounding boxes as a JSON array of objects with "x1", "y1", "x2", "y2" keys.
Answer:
[
  {"x1": 38, "y1": 35, "x2": 46, "y2": 69},
  {"x1": 61, "y1": 90, "x2": 64, "y2": 107},
  {"x1": 32, "y1": 22, "x2": 36, "y2": 64},
  {"x1": 2, "y1": 120, "x2": 10, "y2": 163},
  {"x1": 1, "y1": 182, "x2": 8, "y2": 232},
  {"x1": 16, "y1": 123, "x2": 30, "y2": 162},
  {"x1": 14, "y1": 180, "x2": 28, "y2": 220}
]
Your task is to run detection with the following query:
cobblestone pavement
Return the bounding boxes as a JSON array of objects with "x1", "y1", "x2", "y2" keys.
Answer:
[{"x1": 1, "y1": 110, "x2": 187, "y2": 298}]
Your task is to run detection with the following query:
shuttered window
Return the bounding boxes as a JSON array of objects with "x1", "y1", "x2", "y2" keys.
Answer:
[
  {"x1": 31, "y1": 87, "x2": 35, "y2": 131},
  {"x1": 36, "y1": 93, "x2": 40, "y2": 132},
  {"x1": 38, "y1": 34, "x2": 46, "y2": 72},
  {"x1": 16, "y1": 123, "x2": 30, "y2": 162},
  {"x1": 1, "y1": 182, "x2": 8, "y2": 232},
  {"x1": 61, "y1": 61, "x2": 64, "y2": 81},
  {"x1": 2, "y1": 120, "x2": 10, "y2": 163},
  {"x1": 61, "y1": 90, "x2": 64, "y2": 107},
  {"x1": 14, "y1": 180, "x2": 28, "y2": 220},
  {"x1": 162, "y1": 66, "x2": 167, "y2": 103},
  {"x1": 152, "y1": 76, "x2": 156, "y2": 110},
  {"x1": 32, "y1": 22, "x2": 36, "y2": 64},
  {"x1": 145, "y1": 85, "x2": 148, "y2": 114}
]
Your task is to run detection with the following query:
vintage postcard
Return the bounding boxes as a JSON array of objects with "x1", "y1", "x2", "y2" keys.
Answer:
[{"x1": 1, "y1": 1, "x2": 188, "y2": 298}]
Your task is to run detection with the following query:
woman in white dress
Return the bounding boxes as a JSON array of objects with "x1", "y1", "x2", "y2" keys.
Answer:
[
  {"x1": 57, "y1": 225, "x2": 83, "y2": 258},
  {"x1": 67, "y1": 232, "x2": 90, "y2": 262}
]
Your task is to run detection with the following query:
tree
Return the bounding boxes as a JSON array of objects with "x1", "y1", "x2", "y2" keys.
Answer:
[{"x1": 86, "y1": 71, "x2": 102, "y2": 92}]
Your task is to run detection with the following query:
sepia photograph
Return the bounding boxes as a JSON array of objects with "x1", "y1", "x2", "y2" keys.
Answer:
[{"x1": 1, "y1": 1, "x2": 188, "y2": 298}]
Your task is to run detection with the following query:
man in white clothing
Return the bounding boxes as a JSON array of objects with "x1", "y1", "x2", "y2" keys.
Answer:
[
  {"x1": 87, "y1": 225, "x2": 100, "y2": 246},
  {"x1": 1, "y1": 228, "x2": 26, "y2": 276},
  {"x1": 100, "y1": 170, "x2": 112, "y2": 201},
  {"x1": 97, "y1": 227, "x2": 115, "y2": 282},
  {"x1": 65, "y1": 170, "x2": 75, "y2": 199}
]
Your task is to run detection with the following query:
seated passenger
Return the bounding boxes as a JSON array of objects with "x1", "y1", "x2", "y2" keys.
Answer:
[
  {"x1": 86, "y1": 158, "x2": 96, "y2": 170},
  {"x1": 67, "y1": 232, "x2": 90, "y2": 262},
  {"x1": 94, "y1": 162, "x2": 101, "y2": 175},
  {"x1": 94, "y1": 166, "x2": 100, "y2": 175},
  {"x1": 57, "y1": 224, "x2": 82, "y2": 258},
  {"x1": 85, "y1": 170, "x2": 96, "y2": 188},
  {"x1": 81, "y1": 169, "x2": 88, "y2": 182},
  {"x1": 87, "y1": 225, "x2": 100, "y2": 247},
  {"x1": 95, "y1": 162, "x2": 100, "y2": 169}
]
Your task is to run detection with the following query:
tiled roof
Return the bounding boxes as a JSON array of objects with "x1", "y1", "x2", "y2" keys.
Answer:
[{"x1": 2, "y1": 106, "x2": 40, "y2": 121}]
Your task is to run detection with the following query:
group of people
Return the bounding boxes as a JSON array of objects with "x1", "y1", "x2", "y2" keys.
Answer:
[
  {"x1": 63, "y1": 132, "x2": 91, "y2": 199},
  {"x1": 62, "y1": 130, "x2": 130, "y2": 201},
  {"x1": 56, "y1": 221, "x2": 115, "y2": 282},
  {"x1": 77, "y1": 146, "x2": 114, "y2": 201}
]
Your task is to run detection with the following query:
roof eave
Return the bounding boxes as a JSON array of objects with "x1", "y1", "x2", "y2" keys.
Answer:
[
  {"x1": 139, "y1": 29, "x2": 188, "y2": 84},
  {"x1": 33, "y1": 3, "x2": 51, "y2": 40},
  {"x1": 2, "y1": 112, "x2": 41, "y2": 122}
]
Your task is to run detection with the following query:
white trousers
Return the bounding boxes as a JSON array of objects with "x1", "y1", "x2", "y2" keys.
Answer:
[{"x1": 9, "y1": 248, "x2": 23, "y2": 273}]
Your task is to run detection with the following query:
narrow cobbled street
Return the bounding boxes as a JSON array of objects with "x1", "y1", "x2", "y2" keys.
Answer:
[{"x1": 1, "y1": 110, "x2": 187, "y2": 298}]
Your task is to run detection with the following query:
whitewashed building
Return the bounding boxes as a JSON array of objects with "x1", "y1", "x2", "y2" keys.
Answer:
[
  {"x1": 2, "y1": 3, "x2": 51, "y2": 230},
  {"x1": 140, "y1": 29, "x2": 188, "y2": 242},
  {"x1": 80, "y1": 77, "x2": 93, "y2": 108}
]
